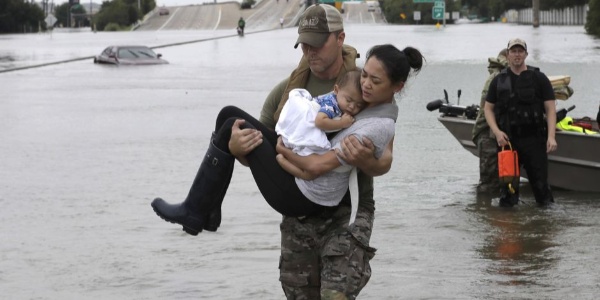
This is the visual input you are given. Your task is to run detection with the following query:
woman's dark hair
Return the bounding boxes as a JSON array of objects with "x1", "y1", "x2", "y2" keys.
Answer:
[
  {"x1": 365, "y1": 44, "x2": 424, "y2": 85},
  {"x1": 336, "y1": 69, "x2": 362, "y2": 93}
]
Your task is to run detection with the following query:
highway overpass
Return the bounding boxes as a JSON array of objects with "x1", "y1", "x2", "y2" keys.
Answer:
[{"x1": 135, "y1": 0, "x2": 386, "y2": 31}]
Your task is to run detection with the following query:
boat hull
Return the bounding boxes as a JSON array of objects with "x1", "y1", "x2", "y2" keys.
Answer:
[{"x1": 438, "y1": 115, "x2": 600, "y2": 192}]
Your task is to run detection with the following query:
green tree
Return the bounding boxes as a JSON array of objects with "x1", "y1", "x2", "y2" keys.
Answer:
[
  {"x1": 487, "y1": 1, "x2": 506, "y2": 21},
  {"x1": 382, "y1": 0, "x2": 460, "y2": 24},
  {"x1": 142, "y1": 0, "x2": 157, "y2": 16},
  {"x1": 541, "y1": 0, "x2": 588, "y2": 10},
  {"x1": 55, "y1": 3, "x2": 69, "y2": 27},
  {"x1": 461, "y1": 0, "x2": 527, "y2": 20},
  {"x1": 93, "y1": 0, "x2": 156, "y2": 31},
  {"x1": 0, "y1": 0, "x2": 45, "y2": 33},
  {"x1": 382, "y1": 0, "x2": 411, "y2": 24},
  {"x1": 55, "y1": 3, "x2": 87, "y2": 28},
  {"x1": 71, "y1": 4, "x2": 88, "y2": 27},
  {"x1": 55, "y1": 3, "x2": 88, "y2": 28},
  {"x1": 380, "y1": 0, "x2": 593, "y2": 25},
  {"x1": 118, "y1": 0, "x2": 156, "y2": 16},
  {"x1": 586, "y1": 0, "x2": 600, "y2": 36},
  {"x1": 94, "y1": 0, "x2": 134, "y2": 30}
]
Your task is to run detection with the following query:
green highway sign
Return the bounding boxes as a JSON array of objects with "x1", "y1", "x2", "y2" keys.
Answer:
[
  {"x1": 434, "y1": 1, "x2": 445, "y2": 7},
  {"x1": 432, "y1": 7, "x2": 444, "y2": 20},
  {"x1": 413, "y1": 0, "x2": 435, "y2": 3}
]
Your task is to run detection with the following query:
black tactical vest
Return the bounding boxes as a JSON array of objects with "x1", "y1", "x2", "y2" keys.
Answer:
[{"x1": 493, "y1": 66, "x2": 546, "y2": 136}]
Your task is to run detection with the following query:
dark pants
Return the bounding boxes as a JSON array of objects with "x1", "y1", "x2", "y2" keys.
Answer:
[
  {"x1": 500, "y1": 134, "x2": 554, "y2": 205},
  {"x1": 213, "y1": 106, "x2": 323, "y2": 216}
]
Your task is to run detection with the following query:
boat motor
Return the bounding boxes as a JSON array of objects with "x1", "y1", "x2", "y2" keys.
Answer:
[
  {"x1": 426, "y1": 89, "x2": 478, "y2": 120},
  {"x1": 426, "y1": 99, "x2": 479, "y2": 119},
  {"x1": 556, "y1": 105, "x2": 576, "y2": 122}
]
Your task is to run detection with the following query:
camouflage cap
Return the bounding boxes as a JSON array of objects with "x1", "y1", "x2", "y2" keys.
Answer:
[
  {"x1": 294, "y1": 4, "x2": 343, "y2": 49},
  {"x1": 507, "y1": 38, "x2": 527, "y2": 51}
]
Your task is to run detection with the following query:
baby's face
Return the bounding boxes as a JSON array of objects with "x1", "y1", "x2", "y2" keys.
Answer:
[{"x1": 337, "y1": 86, "x2": 366, "y2": 116}]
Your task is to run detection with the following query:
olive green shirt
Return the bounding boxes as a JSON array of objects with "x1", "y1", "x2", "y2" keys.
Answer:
[{"x1": 471, "y1": 56, "x2": 508, "y2": 142}]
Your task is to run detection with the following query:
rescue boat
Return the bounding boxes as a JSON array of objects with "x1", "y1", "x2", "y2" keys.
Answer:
[{"x1": 427, "y1": 87, "x2": 600, "y2": 193}]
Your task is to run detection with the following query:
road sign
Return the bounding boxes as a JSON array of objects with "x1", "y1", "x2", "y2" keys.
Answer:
[
  {"x1": 413, "y1": 0, "x2": 435, "y2": 3},
  {"x1": 414, "y1": 11, "x2": 421, "y2": 21},
  {"x1": 432, "y1": 7, "x2": 444, "y2": 20},
  {"x1": 434, "y1": 1, "x2": 445, "y2": 7},
  {"x1": 45, "y1": 14, "x2": 57, "y2": 27}
]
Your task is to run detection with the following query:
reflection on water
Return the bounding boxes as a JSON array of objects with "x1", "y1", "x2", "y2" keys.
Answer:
[
  {"x1": 464, "y1": 189, "x2": 600, "y2": 299},
  {"x1": 471, "y1": 191, "x2": 559, "y2": 286}
]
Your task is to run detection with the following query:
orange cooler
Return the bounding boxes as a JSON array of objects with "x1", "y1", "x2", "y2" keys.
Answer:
[{"x1": 498, "y1": 142, "x2": 519, "y2": 183}]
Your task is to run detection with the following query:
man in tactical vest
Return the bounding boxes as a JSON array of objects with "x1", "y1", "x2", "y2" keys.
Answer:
[{"x1": 483, "y1": 38, "x2": 557, "y2": 207}]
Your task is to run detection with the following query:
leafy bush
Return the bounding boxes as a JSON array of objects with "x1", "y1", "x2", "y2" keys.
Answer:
[{"x1": 104, "y1": 22, "x2": 122, "y2": 31}]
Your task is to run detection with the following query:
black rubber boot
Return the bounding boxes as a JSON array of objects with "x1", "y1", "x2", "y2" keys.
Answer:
[
  {"x1": 202, "y1": 132, "x2": 234, "y2": 232},
  {"x1": 534, "y1": 184, "x2": 554, "y2": 207},
  {"x1": 151, "y1": 140, "x2": 234, "y2": 236},
  {"x1": 499, "y1": 178, "x2": 519, "y2": 207},
  {"x1": 499, "y1": 195, "x2": 518, "y2": 207}
]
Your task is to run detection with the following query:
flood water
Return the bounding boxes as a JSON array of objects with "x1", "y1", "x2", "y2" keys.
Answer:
[{"x1": 2, "y1": 23, "x2": 600, "y2": 299}]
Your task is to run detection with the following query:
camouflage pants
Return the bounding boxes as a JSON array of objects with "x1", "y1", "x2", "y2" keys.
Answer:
[
  {"x1": 475, "y1": 127, "x2": 500, "y2": 192},
  {"x1": 279, "y1": 205, "x2": 376, "y2": 300}
]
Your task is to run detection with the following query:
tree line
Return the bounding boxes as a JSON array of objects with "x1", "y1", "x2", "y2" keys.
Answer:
[
  {"x1": 1, "y1": 0, "x2": 599, "y2": 36},
  {"x1": 0, "y1": 0, "x2": 155, "y2": 33},
  {"x1": 380, "y1": 0, "x2": 590, "y2": 23},
  {"x1": 0, "y1": 0, "x2": 45, "y2": 33}
]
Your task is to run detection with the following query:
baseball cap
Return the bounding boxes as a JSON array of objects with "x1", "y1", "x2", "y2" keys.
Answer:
[
  {"x1": 507, "y1": 38, "x2": 527, "y2": 51},
  {"x1": 294, "y1": 4, "x2": 343, "y2": 49}
]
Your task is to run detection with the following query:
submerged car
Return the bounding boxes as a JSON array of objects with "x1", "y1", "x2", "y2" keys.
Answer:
[
  {"x1": 158, "y1": 7, "x2": 169, "y2": 15},
  {"x1": 367, "y1": 1, "x2": 379, "y2": 12},
  {"x1": 93, "y1": 46, "x2": 168, "y2": 65}
]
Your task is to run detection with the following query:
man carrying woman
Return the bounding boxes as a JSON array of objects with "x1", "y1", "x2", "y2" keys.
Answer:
[{"x1": 151, "y1": 4, "x2": 425, "y2": 299}]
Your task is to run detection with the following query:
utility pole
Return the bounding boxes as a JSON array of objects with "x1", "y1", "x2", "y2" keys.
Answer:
[{"x1": 532, "y1": 0, "x2": 540, "y2": 28}]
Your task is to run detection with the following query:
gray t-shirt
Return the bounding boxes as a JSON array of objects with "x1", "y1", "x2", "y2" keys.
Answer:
[{"x1": 295, "y1": 102, "x2": 397, "y2": 206}]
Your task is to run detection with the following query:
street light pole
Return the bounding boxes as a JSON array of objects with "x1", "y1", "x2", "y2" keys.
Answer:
[{"x1": 532, "y1": 0, "x2": 540, "y2": 28}]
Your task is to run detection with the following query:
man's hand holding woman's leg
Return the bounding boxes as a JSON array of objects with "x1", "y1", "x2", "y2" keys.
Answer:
[{"x1": 228, "y1": 119, "x2": 263, "y2": 166}]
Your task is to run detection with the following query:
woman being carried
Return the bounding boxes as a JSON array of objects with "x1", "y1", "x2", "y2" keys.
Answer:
[{"x1": 150, "y1": 44, "x2": 424, "y2": 236}]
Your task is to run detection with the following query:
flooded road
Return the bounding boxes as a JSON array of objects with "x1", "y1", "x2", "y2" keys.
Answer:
[{"x1": 1, "y1": 23, "x2": 600, "y2": 299}]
